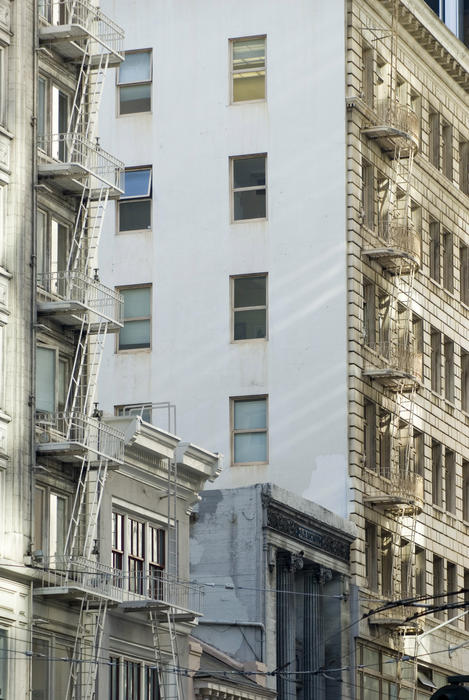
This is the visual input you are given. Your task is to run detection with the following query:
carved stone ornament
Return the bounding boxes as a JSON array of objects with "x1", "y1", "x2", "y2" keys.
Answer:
[
  {"x1": 266, "y1": 506, "x2": 350, "y2": 562},
  {"x1": 0, "y1": 4, "x2": 9, "y2": 29}
]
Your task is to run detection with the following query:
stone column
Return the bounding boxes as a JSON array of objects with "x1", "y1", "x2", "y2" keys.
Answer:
[
  {"x1": 276, "y1": 551, "x2": 303, "y2": 700},
  {"x1": 303, "y1": 565, "x2": 332, "y2": 700}
]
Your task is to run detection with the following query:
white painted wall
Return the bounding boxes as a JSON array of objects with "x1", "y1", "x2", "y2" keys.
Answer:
[{"x1": 99, "y1": 0, "x2": 349, "y2": 517}]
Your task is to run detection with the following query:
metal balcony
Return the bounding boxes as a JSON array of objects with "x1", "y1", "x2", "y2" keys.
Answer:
[
  {"x1": 363, "y1": 219, "x2": 421, "y2": 272},
  {"x1": 37, "y1": 271, "x2": 123, "y2": 331},
  {"x1": 38, "y1": 133, "x2": 124, "y2": 197},
  {"x1": 362, "y1": 99, "x2": 419, "y2": 154},
  {"x1": 38, "y1": 0, "x2": 124, "y2": 65},
  {"x1": 363, "y1": 341, "x2": 422, "y2": 391},
  {"x1": 33, "y1": 556, "x2": 203, "y2": 618},
  {"x1": 35, "y1": 411, "x2": 124, "y2": 465},
  {"x1": 363, "y1": 466, "x2": 424, "y2": 514},
  {"x1": 368, "y1": 601, "x2": 423, "y2": 633}
]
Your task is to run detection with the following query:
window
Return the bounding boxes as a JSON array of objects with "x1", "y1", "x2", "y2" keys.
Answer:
[
  {"x1": 442, "y1": 230, "x2": 453, "y2": 293},
  {"x1": 35, "y1": 346, "x2": 68, "y2": 414},
  {"x1": 415, "y1": 547, "x2": 426, "y2": 596},
  {"x1": 401, "y1": 539, "x2": 412, "y2": 598},
  {"x1": 110, "y1": 657, "x2": 160, "y2": 700},
  {"x1": 363, "y1": 279, "x2": 375, "y2": 347},
  {"x1": 37, "y1": 209, "x2": 70, "y2": 292},
  {"x1": 116, "y1": 404, "x2": 153, "y2": 423},
  {"x1": 412, "y1": 314, "x2": 423, "y2": 381},
  {"x1": 432, "y1": 440, "x2": 443, "y2": 507},
  {"x1": 429, "y1": 220, "x2": 440, "y2": 283},
  {"x1": 378, "y1": 409, "x2": 391, "y2": 478},
  {"x1": 460, "y1": 140, "x2": 469, "y2": 194},
  {"x1": 460, "y1": 244, "x2": 469, "y2": 305},
  {"x1": 362, "y1": 161, "x2": 374, "y2": 228},
  {"x1": 112, "y1": 512, "x2": 165, "y2": 598},
  {"x1": 413, "y1": 429, "x2": 424, "y2": 476},
  {"x1": 231, "y1": 155, "x2": 266, "y2": 221},
  {"x1": 444, "y1": 337, "x2": 454, "y2": 402},
  {"x1": 462, "y1": 350, "x2": 469, "y2": 412},
  {"x1": 430, "y1": 328, "x2": 441, "y2": 394},
  {"x1": 232, "y1": 274, "x2": 267, "y2": 340},
  {"x1": 442, "y1": 123, "x2": 453, "y2": 180},
  {"x1": 365, "y1": 521, "x2": 378, "y2": 590},
  {"x1": 0, "y1": 629, "x2": 6, "y2": 700},
  {"x1": 445, "y1": 449, "x2": 456, "y2": 513},
  {"x1": 357, "y1": 645, "x2": 414, "y2": 700},
  {"x1": 0, "y1": 49, "x2": 6, "y2": 127},
  {"x1": 34, "y1": 486, "x2": 67, "y2": 562},
  {"x1": 364, "y1": 400, "x2": 376, "y2": 471},
  {"x1": 37, "y1": 76, "x2": 69, "y2": 159},
  {"x1": 463, "y1": 461, "x2": 469, "y2": 521},
  {"x1": 381, "y1": 529, "x2": 393, "y2": 597},
  {"x1": 119, "y1": 168, "x2": 152, "y2": 232},
  {"x1": 429, "y1": 112, "x2": 440, "y2": 168},
  {"x1": 118, "y1": 50, "x2": 152, "y2": 115},
  {"x1": 362, "y1": 44, "x2": 374, "y2": 106},
  {"x1": 118, "y1": 286, "x2": 151, "y2": 351},
  {"x1": 433, "y1": 555, "x2": 444, "y2": 620},
  {"x1": 231, "y1": 36, "x2": 266, "y2": 102},
  {"x1": 447, "y1": 562, "x2": 457, "y2": 620},
  {"x1": 377, "y1": 173, "x2": 390, "y2": 234},
  {"x1": 231, "y1": 396, "x2": 267, "y2": 465}
]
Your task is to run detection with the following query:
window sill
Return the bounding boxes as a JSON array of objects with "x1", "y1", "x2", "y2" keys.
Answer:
[
  {"x1": 116, "y1": 347, "x2": 152, "y2": 354},
  {"x1": 232, "y1": 337, "x2": 267, "y2": 344},
  {"x1": 231, "y1": 217, "x2": 268, "y2": 225},
  {"x1": 117, "y1": 110, "x2": 153, "y2": 118},
  {"x1": 229, "y1": 98, "x2": 266, "y2": 106},
  {"x1": 117, "y1": 228, "x2": 152, "y2": 235},
  {"x1": 231, "y1": 461, "x2": 268, "y2": 467}
]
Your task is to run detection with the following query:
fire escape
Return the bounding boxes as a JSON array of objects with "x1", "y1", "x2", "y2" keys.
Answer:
[
  {"x1": 32, "y1": 4, "x2": 198, "y2": 699},
  {"x1": 360, "y1": 0, "x2": 424, "y2": 649}
]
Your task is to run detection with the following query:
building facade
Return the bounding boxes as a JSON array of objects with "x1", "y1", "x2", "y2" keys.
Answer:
[{"x1": 97, "y1": 0, "x2": 469, "y2": 698}]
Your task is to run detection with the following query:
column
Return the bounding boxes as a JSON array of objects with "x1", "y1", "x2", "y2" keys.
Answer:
[
  {"x1": 276, "y1": 551, "x2": 303, "y2": 700},
  {"x1": 303, "y1": 565, "x2": 332, "y2": 700}
]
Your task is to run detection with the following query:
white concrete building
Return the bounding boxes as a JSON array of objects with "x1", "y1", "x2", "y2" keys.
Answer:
[{"x1": 98, "y1": 0, "x2": 469, "y2": 699}]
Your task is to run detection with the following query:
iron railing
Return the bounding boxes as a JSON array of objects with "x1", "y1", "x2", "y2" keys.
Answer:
[
  {"x1": 38, "y1": 133, "x2": 124, "y2": 191},
  {"x1": 35, "y1": 556, "x2": 204, "y2": 613},
  {"x1": 38, "y1": 0, "x2": 124, "y2": 57},
  {"x1": 365, "y1": 341, "x2": 422, "y2": 381},
  {"x1": 377, "y1": 219, "x2": 421, "y2": 261},
  {"x1": 374, "y1": 98, "x2": 420, "y2": 146},
  {"x1": 364, "y1": 466, "x2": 424, "y2": 506},
  {"x1": 35, "y1": 411, "x2": 124, "y2": 463},
  {"x1": 37, "y1": 270, "x2": 123, "y2": 325}
]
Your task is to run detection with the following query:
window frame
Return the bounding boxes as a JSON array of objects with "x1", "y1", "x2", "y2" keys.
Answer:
[
  {"x1": 33, "y1": 484, "x2": 69, "y2": 562},
  {"x1": 230, "y1": 395, "x2": 268, "y2": 466},
  {"x1": 116, "y1": 284, "x2": 152, "y2": 353},
  {"x1": 109, "y1": 655, "x2": 160, "y2": 700},
  {"x1": 230, "y1": 154, "x2": 267, "y2": 223},
  {"x1": 36, "y1": 208, "x2": 71, "y2": 293},
  {"x1": 117, "y1": 49, "x2": 153, "y2": 116},
  {"x1": 230, "y1": 35, "x2": 266, "y2": 105},
  {"x1": 118, "y1": 167, "x2": 152, "y2": 233},
  {"x1": 37, "y1": 75, "x2": 71, "y2": 158},
  {"x1": 231, "y1": 273, "x2": 268, "y2": 342},
  {"x1": 35, "y1": 345, "x2": 70, "y2": 415},
  {"x1": 0, "y1": 627, "x2": 7, "y2": 700}
]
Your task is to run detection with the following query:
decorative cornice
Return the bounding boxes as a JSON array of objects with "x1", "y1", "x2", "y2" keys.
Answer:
[{"x1": 265, "y1": 505, "x2": 351, "y2": 563}]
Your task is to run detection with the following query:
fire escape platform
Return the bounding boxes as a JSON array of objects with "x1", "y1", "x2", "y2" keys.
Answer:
[
  {"x1": 37, "y1": 300, "x2": 122, "y2": 331},
  {"x1": 362, "y1": 367, "x2": 420, "y2": 391},
  {"x1": 35, "y1": 441, "x2": 122, "y2": 468},
  {"x1": 363, "y1": 247, "x2": 420, "y2": 272},
  {"x1": 37, "y1": 162, "x2": 122, "y2": 198},
  {"x1": 38, "y1": 25, "x2": 123, "y2": 67},
  {"x1": 361, "y1": 125, "x2": 418, "y2": 155}
]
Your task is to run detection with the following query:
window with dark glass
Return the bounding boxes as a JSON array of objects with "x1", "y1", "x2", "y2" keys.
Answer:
[
  {"x1": 118, "y1": 286, "x2": 151, "y2": 351},
  {"x1": 119, "y1": 168, "x2": 152, "y2": 232},
  {"x1": 231, "y1": 155, "x2": 266, "y2": 221},
  {"x1": 232, "y1": 274, "x2": 267, "y2": 340},
  {"x1": 118, "y1": 50, "x2": 152, "y2": 115}
]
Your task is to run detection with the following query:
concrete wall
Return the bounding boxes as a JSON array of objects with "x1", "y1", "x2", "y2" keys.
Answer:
[{"x1": 98, "y1": 0, "x2": 349, "y2": 517}]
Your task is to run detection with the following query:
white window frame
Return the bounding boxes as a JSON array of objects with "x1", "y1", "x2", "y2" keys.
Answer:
[
  {"x1": 33, "y1": 484, "x2": 69, "y2": 562},
  {"x1": 231, "y1": 273, "x2": 268, "y2": 342},
  {"x1": 37, "y1": 75, "x2": 71, "y2": 158},
  {"x1": 118, "y1": 167, "x2": 152, "y2": 233},
  {"x1": 230, "y1": 35, "x2": 266, "y2": 105},
  {"x1": 35, "y1": 345, "x2": 69, "y2": 415},
  {"x1": 230, "y1": 154, "x2": 267, "y2": 223},
  {"x1": 117, "y1": 49, "x2": 153, "y2": 116},
  {"x1": 36, "y1": 208, "x2": 71, "y2": 294},
  {"x1": 230, "y1": 395, "x2": 268, "y2": 466},
  {"x1": 116, "y1": 285, "x2": 152, "y2": 353}
]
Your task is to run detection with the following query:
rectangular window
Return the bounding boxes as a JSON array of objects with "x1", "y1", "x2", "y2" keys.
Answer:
[
  {"x1": 365, "y1": 521, "x2": 378, "y2": 590},
  {"x1": 231, "y1": 36, "x2": 266, "y2": 102},
  {"x1": 432, "y1": 440, "x2": 443, "y2": 507},
  {"x1": 465, "y1": 570, "x2": 469, "y2": 632},
  {"x1": 431, "y1": 328, "x2": 441, "y2": 394},
  {"x1": 33, "y1": 486, "x2": 67, "y2": 561},
  {"x1": 413, "y1": 429, "x2": 424, "y2": 476},
  {"x1": 412, "y1": 314, "x2": 423, "y2": 381},
  {"x1": 36, "y1": 346, "x2": 56, "y2": 413},
  {"x1": 109, "y1": 658, "x2": 159, "y2": 700},
  {"x1": 447, "y1": 562, "x2": 457, "y2": 620},
  {"x1": 460, "y1": 244, "x2": 469, "y2": 305},
  {"x1": 460, "y1": 141, "x2": 469, "y2": 194},
  {"x1": 378, "y1": 409, "x2": 391, "y2": 478},
  {"x1": 362, "y1": 45, "x2": 374, "y2": 107},
  {"x1": 442, "y1": 123, "x2": 453, "y2": 180},
  {"x1": 37, "y1": 210, "x2": 70, "y2": 292},
  {"x1": 433, "y1": 555, "x2": 444, "y2": 620},
  {"x1": 363, "y1": 279, "x2": 375, "y2": 347},
  {"x1": 401, "y1": 539, "x2": 412, "y2": 598},
  {"x1": 430, "y1": 220, "x2": 440, "y2": 283},
  {"x1": 124, "y1": 660, "x2": 141, "y2": 699},
  {"x1": 415, "y1": 547, "x2": 426, "y2": 597},
  {"x1": 110, "y1": 657, "x2": 120, "y2": 700},
  {"x1": 231, "y1": 155, "x2": 266, "y2": 221},
  {"x1": 444, "y1": 337, "x2": 454, "y2": 403},
  {"x1": 442, "y1": 230, "x2": 453, "y2": 293},
  {"x1": 429, "y1": 112, "x2": 440, "y2": 168},
  {"x1": 364, "y1": 400, "x2": 376, "y2": 471},
  {"x1": 231, "y1": 396, "x2": 267, "y2": 465},
  {"x1": 462, "y1": 350, "x2": 469, "y2": 412},
  {"x1": 119, "y1": 168, "x2": 152, "y2": 232},
  {"x1": 118, "y1": 50, "x2": 152, "y2": 115},
  {"x1": 0, "y1": 629, "x2": 6, "y2": 700},
  {"x1": 118, "y1": 286, "x2": 151, "y2": 351},
  {"x1": 362, "y1": 161, "x2": 374, "y2": 229},
  {"x1": 232, "y1": 274, "x2": 267, "y2": 341},
  {"x1": 112, "y1": 512, "x2": 124, "y2": 573},
  {"x1": 128, "y1": 518, "x2": 145, "y2": 595},
  {"x1": 381, "y1": 529, "x2": 393, "y2": 597},
  {"x1": 463, "y1": 461, "x2": 469, "y2": 521},
  {"x1": 445, "y1": 449, "x2": 456, "y2": 514}
]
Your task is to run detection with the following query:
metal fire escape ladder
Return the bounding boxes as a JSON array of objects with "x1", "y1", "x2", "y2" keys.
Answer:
[
  {"x1": 67, "y1": 596, "x2": 108, "y2": 700},
  {"x1": 149, "y1": 608, "x2": 184, "y2": 700}
]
